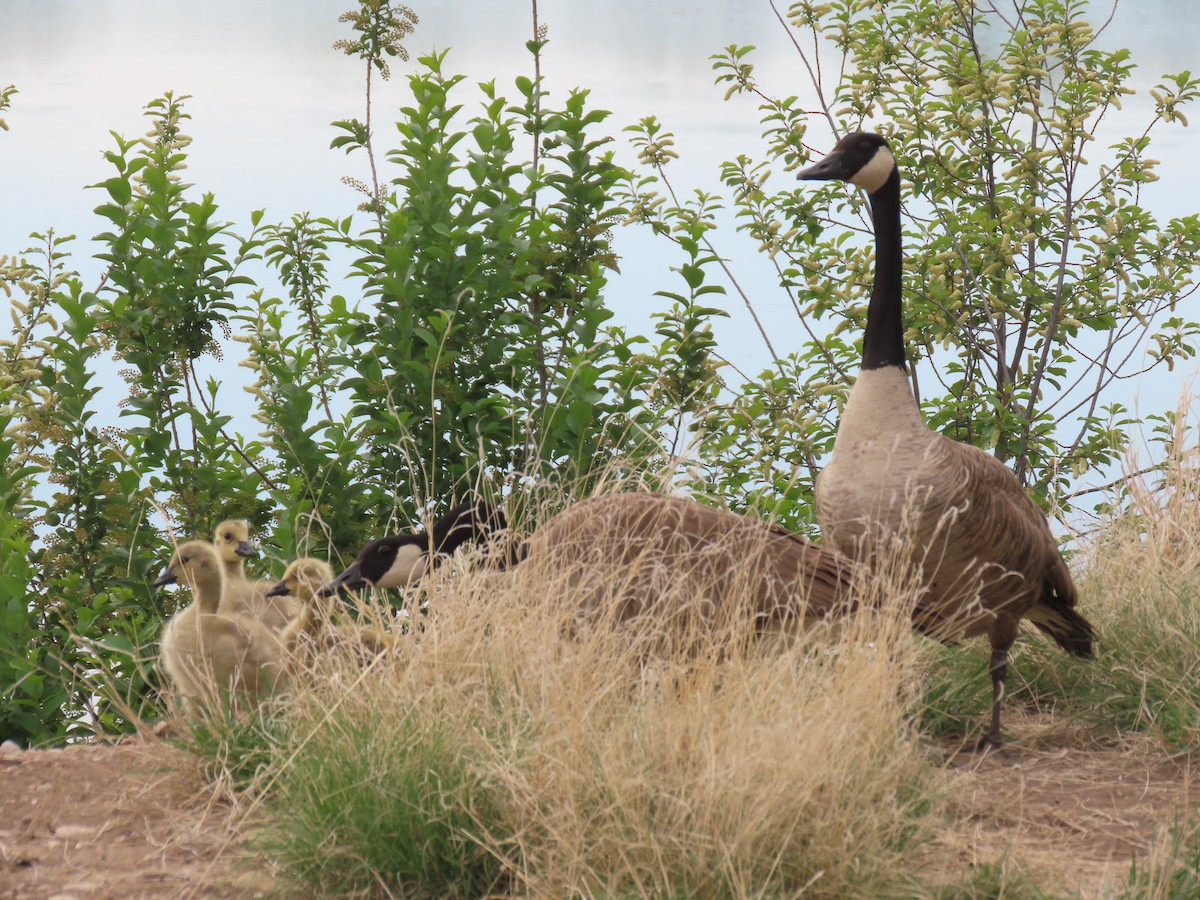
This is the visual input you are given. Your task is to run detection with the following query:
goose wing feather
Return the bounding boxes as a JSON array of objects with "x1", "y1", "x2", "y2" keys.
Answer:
[
  {"x1": 523, "y1": 493, "x2": 861, "y2": 626},
  {"x1": 905, "y1": 436, "x2": 1076, "y2": 639}
]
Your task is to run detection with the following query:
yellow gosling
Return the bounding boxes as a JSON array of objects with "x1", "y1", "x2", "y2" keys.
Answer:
[
  {"x1": 157, "y1": 540, "x2": 287, "y2": 711},
  {"x1": 270, "y1": 557, "x2": 392, "y2": 674},
  {"x1": 210, "y1": 518, "x2": 300, "y2": 633}
]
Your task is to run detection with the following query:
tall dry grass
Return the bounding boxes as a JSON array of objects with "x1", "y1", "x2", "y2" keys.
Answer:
[
  {"x1": 1058, "y1": 404, "x2": 1200, "y2": 749},
  {"x1": 242, "y1": 491, "x2": 949, "y2": 898}
]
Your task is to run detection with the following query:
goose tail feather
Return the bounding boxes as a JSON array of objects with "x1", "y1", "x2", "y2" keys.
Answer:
[
  {"x1": 1028, "y1": 601, "x2": 1095, "y2": 658},
  {"x1": 1021, "y1": 555, "x2": 1093, "y2": 657}
]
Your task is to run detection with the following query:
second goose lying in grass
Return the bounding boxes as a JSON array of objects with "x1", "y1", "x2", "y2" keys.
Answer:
[
  {"x1": 270, "y1": 557, "x2": 392, "y2": 670},
  {"x1": 797, "y1": 131, "x2": 1095, "y2": 747},
  {"x1": 157, "y1": 540, "x2": 287, "y2": 709},
  {"x1": 211, "y1": 518, "x2": 300, "y2": 633},
  {"x1": 329, "y1": 493, "x2": 864, "y2": 639},
  {"x1": 519, "y1": 493, "x2": 863, "y2": 636}
]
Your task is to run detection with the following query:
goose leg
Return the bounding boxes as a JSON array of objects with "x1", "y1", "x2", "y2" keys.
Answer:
[
  {"x1": 979, "y1": 648, "x2": 1008, "y2": 750},
  {"x1": 975, "y1": 617, "x2": 1019, "y2": 751}
]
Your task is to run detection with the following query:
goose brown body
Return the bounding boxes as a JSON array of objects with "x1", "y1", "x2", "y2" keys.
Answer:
[
  {"x1": 816, "y1": 367, "x2": 1082, "y2": 648},
  {"x1": 157, "y1": 540, "x2": 287, "y2": 708},
  {"x1": 800, "y1": 132, "x2": 1093, "y2": 747},
  {"x1": 521, "y1": 492, "x2": 863, "y2": 633}
]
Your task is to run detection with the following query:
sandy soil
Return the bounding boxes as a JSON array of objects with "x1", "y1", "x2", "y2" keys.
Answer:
[
  {"x1": 938, "y1": 713, "x2": 1199, "y2": 896},
  {"x1": 0, "y1": 716, "x2": 1194, "y2": 899},
  {"x1": 0, "y1": 737, "x2": 281, "y2": 900}
]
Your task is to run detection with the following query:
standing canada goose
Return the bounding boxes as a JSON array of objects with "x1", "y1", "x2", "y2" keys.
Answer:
[
  {"x1": 157, "y1": 540, "x2": 287, "y2": 708},
  {"x1": 798, "y1": 131, "x2": 1095, "y2": 747},
  {"x1": 519, "y1": 493, "x2": 862, "y2": 635},
  {"x1": 270, "y1": 557, "x2": 392, "y2": 670},
  {"x1": 210, "y1": 518, "x2": 300, "y2": 633},
  {"x1": 321, "y1": 499, "x2": 509, "y2": 595}
]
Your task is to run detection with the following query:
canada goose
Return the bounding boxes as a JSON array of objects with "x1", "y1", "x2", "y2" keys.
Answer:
[
  {"x1": 210, "y1": 519, "x2": 300, "y2": 632},
  {"x1": 270, "y1": 557, "x2": 392, "y2": 669},
  {"x1": 156, "y1": 540, "x2": 287, "y2": 708},
  {"x1": 321, "y1": 499, "x2": 509, "y2": 595},
  {"x1": 325, "y1": 494, "x2": 862, "y2": 646},
  {"x1": 798, "y1": 131, "x2": 1095, "y2": 747},
  {"x1": 519, "y1": 493, "x2": 862, "y2": 636}
]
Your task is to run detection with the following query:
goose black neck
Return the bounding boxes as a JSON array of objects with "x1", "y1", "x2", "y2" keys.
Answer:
[
  {"x1": 429, "y1": 500, "x2": 506, "y2": 556},
  {"x1": 861, "y1": 168, "x2": 906, "y2": 372}
]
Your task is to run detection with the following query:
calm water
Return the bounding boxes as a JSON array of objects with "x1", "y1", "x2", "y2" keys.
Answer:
[{"x1": 3, "y1": 0, "x2": 1197, "y2": 418}]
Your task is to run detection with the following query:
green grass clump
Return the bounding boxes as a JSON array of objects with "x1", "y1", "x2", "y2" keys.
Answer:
[
  {"x1": 173, "y1": 699, "x2": 288, "y2": 792},
  {"x1": 1122, "y1": 819, "x2": 1200, "y2": 900},
  {"x1": 921, "y1": 857, "x2": 1054, "y2": 899},
  {"x1": 261, "y1": 702, "x2": 509, "y2": 898}
]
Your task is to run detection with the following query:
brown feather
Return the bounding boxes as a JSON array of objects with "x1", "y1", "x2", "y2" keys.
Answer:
[
  {"x1": 817, "y1": 369, "x2": 1093, "y2": 656},
  {"x1": 521, "y1": 493, "x2": 863, "y2": 635}
]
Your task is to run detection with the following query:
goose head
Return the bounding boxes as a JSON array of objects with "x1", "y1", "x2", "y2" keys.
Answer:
[
  {"x1": 212, "y1": 518, "x2": 258, "y2": 563},
  {"x1": 319, "y1": 535, "x2": 429, "y2": 597},
  {"x1": 319, "y1": 499, "x2": 508, "y2": 597},
  {"x1": 155, "y1": 540, "x2": 223, "y2": 599},
  {"x1": 267, "y1": 557, "x2": 336, "y2": 600},
  {"x1": 797, "y1": 131, "x2": 896, "y2": 195}
]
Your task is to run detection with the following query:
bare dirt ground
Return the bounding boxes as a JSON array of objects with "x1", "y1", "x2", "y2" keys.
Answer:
[
  {"x1": 0, "y1": 737, "x2": 281, "y2": 900},
  {"x1": 939, "y1": 711, "x2": 1199, "y2": 896},
  {"x1": 0, "y1": 715, "x2": 1194, "y2": 899}
]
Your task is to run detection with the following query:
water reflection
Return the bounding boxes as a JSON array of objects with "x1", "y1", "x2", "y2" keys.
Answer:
[{"x1": 2, "y1": 0, "x2": 1196, "y2": 411}]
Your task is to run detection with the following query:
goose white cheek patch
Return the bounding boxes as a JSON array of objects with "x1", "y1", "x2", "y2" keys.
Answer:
[
  {"x1": 375, "y1": 545, "x2": 428, "y2": 589},
  {"x1": 850, "y1": 146, "x2": 895, "y2": 194}
]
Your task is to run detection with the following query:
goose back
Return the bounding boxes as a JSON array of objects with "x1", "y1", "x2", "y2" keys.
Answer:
[{"x1": 520, "y1": 493, "x2": 862, "y2": 634}]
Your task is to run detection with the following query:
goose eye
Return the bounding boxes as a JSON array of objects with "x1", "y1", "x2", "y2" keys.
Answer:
[{"x1": 380, "y1": 545, "x2": 396, "y2": 557}]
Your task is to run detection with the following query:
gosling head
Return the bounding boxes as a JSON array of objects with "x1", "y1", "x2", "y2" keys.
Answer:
[
  {"x1": 155, "y1": 540, "x2": 222, "y2": 590},
  {"x1": 266, "y1": 557, "x2": 336, "y2": 600},
  {"x1": 212, "y1": 519, "x2": 258, "y2": 563},
  {"x1": 797, "y1": 131, "x2": 896, "y2": 195}
]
